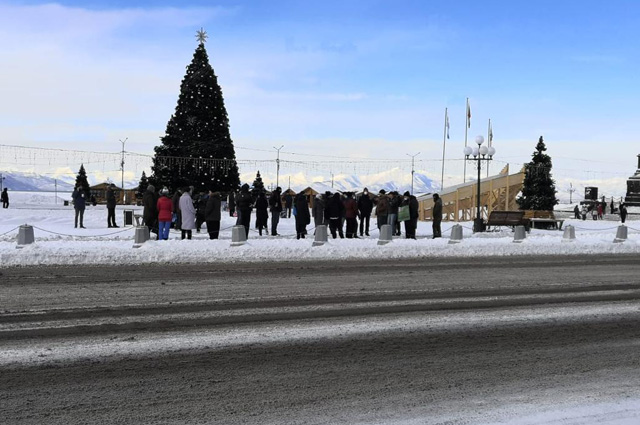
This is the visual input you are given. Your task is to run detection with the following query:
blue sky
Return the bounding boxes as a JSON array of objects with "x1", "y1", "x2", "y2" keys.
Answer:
[{"x1": 1, "y1": 0, "x2": 639, "y2": 196}]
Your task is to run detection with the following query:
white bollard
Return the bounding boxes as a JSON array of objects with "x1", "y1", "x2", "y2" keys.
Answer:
[
  {"x1": 231, "y1": 225, "x2": 247, "y2": 247},
  {"x1": 562, "y1": 225, "x2": 576, "y2": 242},
  {"x1": 133, "y1": 226, "x2": 150, "y2": 248},
  {"x1": 378, "y1": 224, "x2": 393, "y2": 246},
  {"x1": 313, "y1": 225, "x2": 328, "y2": 247},
  {"x1": 613, "y1": 225, "x2": 628, "y2": 243},
  {"x1": 513, "y1": 225, "x2": 527, "y2": 243},
  {"x1": 448, "y1": 224, "x2": 463, "y2": 244},
  {"x1": 16, "y1": 224, "x2": 35, "y2": 249}
]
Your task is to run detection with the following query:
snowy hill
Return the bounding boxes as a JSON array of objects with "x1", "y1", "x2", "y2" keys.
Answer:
[
  {"x1": 242, "y1": 168, "x2": 439, "y2": 195},
  {"x1": 1, "y1": 171, "x2": 75, "y2": 192}
]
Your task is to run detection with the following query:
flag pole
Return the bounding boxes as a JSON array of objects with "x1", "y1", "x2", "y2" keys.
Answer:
[
  {"x1": 463, "y1": 98, "x2": 469, "y2": 183},
  {"x1": 441, "y1": 107, "x2": 448, "y2": 191},
  {"x1": 486, "y1": 118, "x2": 491, "y2": 178}
]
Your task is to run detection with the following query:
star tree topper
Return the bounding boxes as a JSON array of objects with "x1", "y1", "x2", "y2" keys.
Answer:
[{"x1": 196, "y1": 28, "x2": 208, "y2": 44}]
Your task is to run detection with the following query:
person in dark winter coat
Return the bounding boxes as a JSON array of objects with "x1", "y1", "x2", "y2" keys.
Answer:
[
  {"x1": 357, "y1": 188, "x2": 373, "y2": 236},
  {"x1": 1, "y1": 188, "x2": 8, "y2": 208},
  {"x1": 432, "y1": 193, "x2": 443, "y2": 238},
  {"x1": 402, "y1": 191, "x2": 419, "y2": 239},
  {"x1": 374, "y1": 190, "x2": 389, "y2": 230},
  {"x1": 269, "y1": 187, "x2": 283, "y2": 236},
  {"x1": 172, "y1": 188, "x2": 182, "y2": 230},
  {"x1": 228, "y1": 192, "x2": 236, "y2": 217},
  {"x1": 143, "y1": 184, "x2": 158, "y2": 237},
  {"x1": 294, "y1": 192, "x2": 310, "y2": 239},
  {"x1": 326, "y1": 192, "x2": 345, "y2": 239},
  {"x1": 255, "y1": 191, "x2": 269, "y2": 236},
  {"x1": 343, "y1": 192, "x2": 359, "y2": 238},
  {"x1": 620, "y1": 203, "x2": 628, "y2": 223},
  {"x1": 312, "y1": 194, "x2": 326, "y2": 227},
  {"x1": 205, "y1": 190, "x2": 221, "y2": 239},
  {"x1": 236, "y1": 184, "x2": 253, "y2": 238},
  {"x1": 72, "y1": 186, "x2": 86, "y2": 228},
  {"x1": 156, "y1": 187, "x2": 173, "y2": 240},
  {"x1": 573, "y1": 204, "x2": 580, "y2": 219},
  {"x1": 106, "y1": 185, "x2": 118, "y2": 227},
  {"x1": 195, "y1": 191, "x2": 207, "y2": 233},
  {"x1": 285, "y1": 193, "x2": 293, "y2": 218}
]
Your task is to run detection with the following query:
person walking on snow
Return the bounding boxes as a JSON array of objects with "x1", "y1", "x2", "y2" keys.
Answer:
[
  {"x1": 1, "y1": 187, "x2": 9, "y2": 209},
  {"x1": 343, "y1": 192, "x2": 359, "y2": 238},
  {"x1": 143, "y1": 184, "x2": 158, "y2": 238},
  {"x1": 235, "y1": 184, "x2": 253, "y2": 238},
  {"x1": 432, "y1": 193, "x2": 443, "y2": 238}
]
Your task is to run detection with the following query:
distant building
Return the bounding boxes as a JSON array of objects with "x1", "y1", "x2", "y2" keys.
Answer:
[
  {"x1": 625, "y1": 154, "x2": 640, "y2": 206},
  {"x1": 89, "y1": 183, "x2": 136, "y2": 205}
]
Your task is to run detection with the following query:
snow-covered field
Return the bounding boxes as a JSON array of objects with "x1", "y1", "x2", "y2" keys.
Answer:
[{"x1": 1, "y1": 191, "x2": 639, "y2": 267}]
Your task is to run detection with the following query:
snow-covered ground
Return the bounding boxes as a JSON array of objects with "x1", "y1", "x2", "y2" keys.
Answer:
[{"x1": 1, "y1": 191, "x2": 639, "y2": 267}]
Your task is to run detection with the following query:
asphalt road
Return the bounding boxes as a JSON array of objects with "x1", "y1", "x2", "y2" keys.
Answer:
[{"x1": 2, "y1": 255, "x2": 640, "y2": 424}]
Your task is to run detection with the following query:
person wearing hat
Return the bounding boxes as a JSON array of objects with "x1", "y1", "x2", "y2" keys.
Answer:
[
  {"x1": 269, "y1": 186, "x2": 283, "y2": 236},
  {"x1": 432, "y1": 193, "x2": 443, "y2": 238},
  {"x1": 402, "y1": 191, "x2": 419, "y2": 239},
  {"x1": 179, "y1": 186, "x2": 196, "y2": 240},
  {"x1": 313, "y1": 193, "x2": 326, "y2": 229},
  {"x1": 357, "y1": 188, "x2": 373, "y2": 236},
  {"x1": 343, "y1": 192, "x2": 359, "y2": 238},
  {"x1": 143, "y1": 184, "x2": 159, "y2": 238},
  {"x1": 375, "y1": 189, "x2": 389, "y2": 230},
  {"x1": 387, "y1": 191, "x2": 401, "y2": 236},
  {"x1": 326, "y1": 192, "x2": 345, "y2": 239},
  {"x1": 156, "y1": 187, "x2": 173, "y2": 240}
]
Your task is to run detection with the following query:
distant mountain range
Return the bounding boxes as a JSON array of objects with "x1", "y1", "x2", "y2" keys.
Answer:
[
  {"x1": 1, "y1": 171, "x2": 76, "y2": 192},
  {"x1": 2, "y1": 168, "x2": 439, "y2": 195}
]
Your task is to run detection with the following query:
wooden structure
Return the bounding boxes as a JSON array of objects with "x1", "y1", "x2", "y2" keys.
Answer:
[
  {"x1": 89, "y1": 183, "x2": 136, "y2": 205},
  {"x1": 417, "y1": 165, "x2": 525, "y2": 222}
]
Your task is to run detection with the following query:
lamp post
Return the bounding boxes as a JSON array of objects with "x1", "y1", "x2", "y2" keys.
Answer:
[
  {"x1": 406, "y1": 152, "x2": 420, "y2": 195},
  {"x1": 464, "y1": 135, "x2": 495, "y2": 233},
  {"x1": 274, "y1": 145, "x2": 284, "y2": 188},
  {"x1": 120, "y1": 137, "x2": 128, "y2": 205}
]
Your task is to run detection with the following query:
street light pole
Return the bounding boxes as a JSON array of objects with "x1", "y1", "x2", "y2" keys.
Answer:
[
  {"x1": 464, "y1": 135, "x2": 495, "y2": 233},
  {"x1": 120, "y1": 137, "x2": 128, "y2": 205},
  {"x1": 406, "y1": 152, "x2": 420, "y2": 195},
  {"x1": 273, "y1": 145, "x2": 284, "y2": 188}
]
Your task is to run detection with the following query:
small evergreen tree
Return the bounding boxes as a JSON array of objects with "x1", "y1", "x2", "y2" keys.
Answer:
[
  {"x1": 136, "y1": 171, "x2": 149, "y2": 199},
  {"x1": 517, "y1": 136, "x2": 559, "y2": 210},
  {"x1": 251, "y1": 171, "x2": 265, "y2": 199},
  {"x1": 75, "y1": 164, "x2": 91, "y2": 196},
  {"x1": 151, "y1": 29, "x2": 240, "y2": 194}
]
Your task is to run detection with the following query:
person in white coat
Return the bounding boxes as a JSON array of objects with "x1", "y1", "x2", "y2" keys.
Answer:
[{"x1": 179, "y1": 186, "x2": 197, "y2": 240}]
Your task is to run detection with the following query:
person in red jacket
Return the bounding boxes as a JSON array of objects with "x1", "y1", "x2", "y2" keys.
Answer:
[
  {"x1": 343, "y1": 192, "x2": 359, "y2": 239},
  {"x1": 157, "y1": 188, "x2": 174, "y2": 240}
]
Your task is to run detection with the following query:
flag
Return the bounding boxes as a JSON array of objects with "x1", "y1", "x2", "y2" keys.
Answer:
[
  {"x1": 489, "y1": 122, "x2": 493, "y2": 145},
  {"x1": 466, "y1": 100, "x2": 471, "y2": 128},
  {"x1": 445, "y1": 111, "x2": 450, "y2": 139}
]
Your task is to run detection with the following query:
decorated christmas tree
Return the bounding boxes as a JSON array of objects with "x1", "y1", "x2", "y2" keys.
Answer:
[
  {"x1": 75, "y1": 164, "x2": 91, "y2": 196},
  {"x1": 251, "y1": 171, "x2": 265, "y2": 199},
  {"x1": 136, "y1": 171, "x2": 149, "y2": 199},
  {"x1": 151, "y1": 28, "x2": 240, "y2": 194},
  {"x1": 517, "y1": 136, "x2": 559, "y2": 210}
]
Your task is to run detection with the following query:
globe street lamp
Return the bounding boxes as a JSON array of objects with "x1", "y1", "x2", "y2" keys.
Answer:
[{"x1": 464, "y1": 135, "x2": 495, "y2": 232}]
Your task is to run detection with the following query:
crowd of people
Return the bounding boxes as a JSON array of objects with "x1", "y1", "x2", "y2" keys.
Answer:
[
  {"x1": 131, "y1": 184, "x2": 443, "y2": 241},
  {"x1": 573, "y1": 200, "x2": 629, "y2": 223}
]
